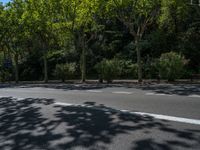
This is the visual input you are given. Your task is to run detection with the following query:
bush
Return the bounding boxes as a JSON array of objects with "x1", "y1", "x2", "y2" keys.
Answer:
[
  {"x1": 118, "y1": 60, "x2": 138, "y2": 79},
  {"x1": 0, "y1": 54, "x2": 13, "y2": 82},
  {"x1": 0, "y1": 69, "x2": 12, "y2": 82},
  {"x1": 54, "y1": 63, "x2": 76, "y2": 82},
  {"x1": 143, "y1": 59, "x2": 160, "y2": 79},
  {"x1": 158, "y1": 52, "x2": 187, "y2": 81},
  {"x1": 95, "y1": 59, "x2": 122, "y2": 83},
  {"x1": 128, "y1": 63, "x2": 138, "y2": 79}
]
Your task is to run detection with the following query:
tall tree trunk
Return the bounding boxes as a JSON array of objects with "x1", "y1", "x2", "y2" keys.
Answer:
[
  {"x1": 81, "y1": 47, "x2": 86, "y2": 83},
  {"x1": 43, "y1": 50, "x2": 48, "y2": 83},
  {"x1": 14, "y1": 53, "x2": 19, "y2": 84},
  {"x1": 2, "y1": 50, "x2": 6, "y2": 83},
  {"x1": 135, "y1": 38, "x2": 143, "y2": 83}
]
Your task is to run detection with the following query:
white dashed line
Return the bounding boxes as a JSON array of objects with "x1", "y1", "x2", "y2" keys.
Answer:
[
  {"x1": 188, "y1": 95, "x2": 200, "y2": 98},
  {"x1": 54, "y1": 102, "x2": 94, "y2": 108},
  {"x1": 156, "y1": 94, "x2": 167, "y2": 96},
  {"x1": 54, "y1": 102, "x2": 74, "y2": 107},
  {"x1": 54, "y1": 102, "x2": 200, "y2": 126},
  {"x1": 145, "y1": 93, "x2": 173, "y2": 97},
  {"x1": 112, "y1": 91, "x2": 133, "y2": 95},
  {"x1": 15, "y1": 98, "x2": 26, "y2": 101},
  {"x1": 145, "y1": 93, "x2": 155, "y2": 95},
  {"x1": 87, "y1": 90, "x2": 103, "y2": 93}
]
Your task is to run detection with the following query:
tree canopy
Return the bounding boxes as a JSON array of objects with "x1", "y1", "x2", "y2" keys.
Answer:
[{"x1": 0, "y1": 0, "x2": 199, "y2": 83}]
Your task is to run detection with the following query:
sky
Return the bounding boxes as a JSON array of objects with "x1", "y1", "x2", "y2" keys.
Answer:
[{"x1": 0, "y1": 0, "x2": 10, "y2": 4}]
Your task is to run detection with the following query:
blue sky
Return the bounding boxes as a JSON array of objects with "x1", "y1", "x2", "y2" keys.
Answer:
[{"x1": 0, "y1": 0, "x2": 10, "y2": 4}]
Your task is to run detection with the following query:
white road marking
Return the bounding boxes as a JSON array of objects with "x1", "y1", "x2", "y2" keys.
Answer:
[
  {"x1": 133, "y1": 112, "x2": 200, "y2": 125},
  {"x1": 146, "y1": 93, "x2": 173, "y2": 97},
  {"x1": 87, "y1": 90, "x2": 103, "y2": 93},
  {"x1": 145, "y1": 93, "x2": 155, "y2": 95},
  {"x1": 112, "y1": 91, "x2": 133, "y2": 95},
  {"x1": 15, "y1": 98, "x2": 26, "y2": 101},
  {"x1": 1, "y1": 96, "x2": 200, "y2": 125},
  {"x1": 55, "y1": 102, "x2": 200, "y2": 126},
  {"x1": 54, "y1": 102, "x2": 74, "y2": 107},
  {"x1": 156, "y1": 94, "x2": 167, "y2": 96},
  {"x1": 121, "y1": 109, "x2": 130, "y2": 112},
  {"x1": 188, "y1": 95, "x2": 200, "y2": 98},
  {"x1": 54, "y1": 102, "x2": 94, "y2": 108}
]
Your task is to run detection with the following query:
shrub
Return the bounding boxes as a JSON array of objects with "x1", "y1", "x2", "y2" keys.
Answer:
[
  {"x1": 118, "y1": 60, "x2": 138, "y2": 79},
  {"x1": 0, "y1": 54, "x2": 13, "y2": 82},
  {"x1": 158, "y1": 52, "x2": 187, "y2": 81},
  {"x1": 128, "y1": 63, "x2": 138, "y2": 79},
  {"x1": 54, "y1": 63, "x2": 76, "y2": 82},
  {"x1": 143, "y1": 59, "x2": 160, "y2": 79},
  {"x1": 95, "y1": 59, "x2": 122, "y2": 83}
]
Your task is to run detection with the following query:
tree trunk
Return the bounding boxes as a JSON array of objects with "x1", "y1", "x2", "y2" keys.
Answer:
[
  {"x1": 135, "y1": 38, "x2": 143, "y2": 83},
  {"x1": 81, "y1": 48, "x2": 86, "y2": 83},
  {"x1": 44, "y1": 51, "x2": 48, "y2": 83},
  {"x1": 2, "y1": 50, "x2": 6, "y2": 83},
  {"x1": 14, "y1": 53, "x2": 19, "y2": 84}
]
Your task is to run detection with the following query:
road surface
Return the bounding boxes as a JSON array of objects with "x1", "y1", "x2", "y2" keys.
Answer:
[{"x1": 0, "y1": 83, "x2": 200, "y2": 150}]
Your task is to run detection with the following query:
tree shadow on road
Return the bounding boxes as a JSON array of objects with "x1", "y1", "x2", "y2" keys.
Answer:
[
  {"x1": 136, "y1": 84, "x2": 200, "y2": 96},
  {"x1": 1, "y1": 83, "x2": 200, "y2": 96},
  {"x1": 0, "y1": 83, "x2": 123, "y2": 91},
  {"x1": 0, "y1": 97, "x2": 199, "y2": 150}
]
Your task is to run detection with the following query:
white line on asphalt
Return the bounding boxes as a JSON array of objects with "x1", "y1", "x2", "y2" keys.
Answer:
[
  {"x1": 145, "y1": 93, "x2": 155, "y2": 95},
  {"x1": 188, "y1": 95, "x2": 200, "y2": 98},
  {"x1": 54, "y1": 102, "x2": 94, "y2": 108},
  {"x1": 133, "y1": 112, "x2": 200, "y2": 125},
  {"x1": 145, "y1": 93, "x2": 173, "y2": 97},
  {"x1": 15, "y1": 98, "x2": 26, "y2": 101},
  {"x1": 87, "y1": 90, "x2": 103, "y2": 93},
  {"x1": 54, "y1": 102, "x2": 74, "y2": 107},
  {"x1": 55, "y1": 102, "x2": 200, "y2": 126},
  {"x1": 2, "y1": 96, "x2": 200, "y2": 125},
  {"x1": 112, "y1": 91, "x2": 133, "y2": 95},
  {"x1": 156, "y1": 94, "x2": 167, "y2": 96}
]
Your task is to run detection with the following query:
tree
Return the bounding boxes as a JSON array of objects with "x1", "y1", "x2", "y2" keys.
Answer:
[
  {"x1": 23, "y1": 0, "x2": 57, "y2": 83},
  {"x1": 105, "y1": 0, "x2": 160, "y2": 82},
  {"x1": 71, "y1": 0, "x2": 104, "y2": 82},
  {"x1": 0, "y1": 0, "x2": 199, "y2": 83},
  {"x1": 1, "y1": 0, "x2": 28, "y2": 83},
  {"x1": 159, "y1": 0, "x2": 189, "y2": 33}
]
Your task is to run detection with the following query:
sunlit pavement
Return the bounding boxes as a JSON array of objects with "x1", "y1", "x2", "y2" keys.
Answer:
[{"x1": 0, "y1": 83, "x2": 200, "y2": 150}]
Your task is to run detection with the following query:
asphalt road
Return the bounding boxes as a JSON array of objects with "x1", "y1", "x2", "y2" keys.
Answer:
[{"x1": 0, "y1": 83, "x2": 200, "y2": 150}]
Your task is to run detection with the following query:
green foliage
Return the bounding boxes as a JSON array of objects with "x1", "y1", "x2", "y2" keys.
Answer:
[
  {"x1": 95, "y1": 59, "x2": 122, "y2": 83},
  {"x1": 54, "y1": 63, "x2": 76, "y2": 82},
  {"x1": 158, "y1": 52, "x2": 187, "y2": 81},
  {"x1": 0, "y1": 53, "x2": 12, "y2": 82},
  {"x1": 0, "y1": 0, "x2": 199, "y2": 82},
  {"x1": 116, "y1": 60, "x2": 138, "y2": 79},
  {"x1": 159, "y1": 0, "x2": 189, "y2": 32},
  {"x1": 0, "y1": 69, "x2": 12, "y2": 82}
]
